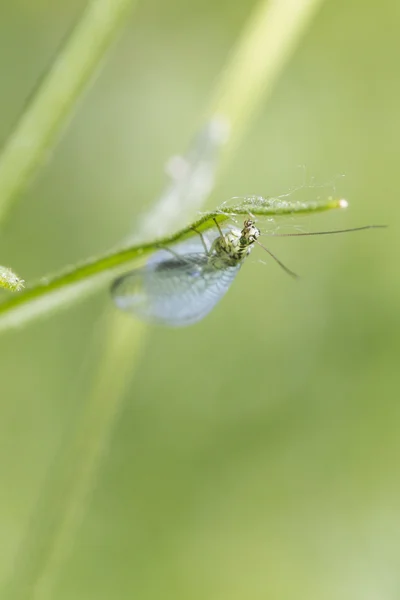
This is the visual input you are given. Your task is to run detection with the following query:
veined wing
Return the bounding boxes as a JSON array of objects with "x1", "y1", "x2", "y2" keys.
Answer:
[{"x1": 111, "y1": 246, "x2": 241, "y2": 326}]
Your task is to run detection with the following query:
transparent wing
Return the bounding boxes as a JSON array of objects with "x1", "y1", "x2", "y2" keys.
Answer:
[{"x1": 111, "y1": 244, "x2": 241, "y2": 326}]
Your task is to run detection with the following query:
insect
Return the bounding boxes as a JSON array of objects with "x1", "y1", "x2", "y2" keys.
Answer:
[
  {"x1": 111, "y1": 218, "x2": 384, "y2": 327},
  {"x1": 112, "y1": 219, "x2": 261, "y2": 326}
]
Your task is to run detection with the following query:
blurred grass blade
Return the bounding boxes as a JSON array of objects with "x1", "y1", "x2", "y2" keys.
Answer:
[
  {"x1": 210, "y1": 0, "x2": 325, "y2": 155},
  {"x1": 0, "y1": 197, "x2": 344, "y2": 333},
  {"x1": 0, "y1": 0, "x2": 136, "y2": 223},
  {"x1": 32, "y1": 316, "x2": 145, "y2": 600},
  {"x1": 138, "y1": 116, "x2": 230, "y2": 238},
  {"x1": 3, "y1": 314, "x2": 145, "y2": 600}
]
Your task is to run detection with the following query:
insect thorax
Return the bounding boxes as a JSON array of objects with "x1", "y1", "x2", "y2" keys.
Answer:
[{"x1": 211, "y1": 219, "x2": 260, "y2": 266}]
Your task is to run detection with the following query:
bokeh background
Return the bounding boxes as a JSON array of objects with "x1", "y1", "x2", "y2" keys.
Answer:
[{"x1": 0, "y1": 0, "x2": 399, "y2": 599}]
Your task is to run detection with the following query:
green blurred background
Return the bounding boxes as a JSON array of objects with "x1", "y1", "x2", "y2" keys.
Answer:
[{"x1": 0, "y1": 0, "x2": 399, "y2": 598}]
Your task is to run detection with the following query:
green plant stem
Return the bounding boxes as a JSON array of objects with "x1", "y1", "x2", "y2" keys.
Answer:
[
  {"x1": 0, "y1": 197, "x2": 344, "y2": 333},
  {"x1": 0, "y1": 0, "x2": 136, "y2": 223}
]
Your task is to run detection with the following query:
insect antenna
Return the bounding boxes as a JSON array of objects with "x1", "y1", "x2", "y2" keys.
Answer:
[
  {"x1": 263, "y1": 224, "x2": 387, "y2": 238},
  {"x1": 256, "y1": 240, "x2": 299, "y2": 279}
]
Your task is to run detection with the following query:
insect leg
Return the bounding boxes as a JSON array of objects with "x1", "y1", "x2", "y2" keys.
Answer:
[
  {"x1": 213, "y1": 218, "x2": 225, "y2": 239},
  {"x1": 191, "y1": 226, "x2": 210, "y2": 255}
]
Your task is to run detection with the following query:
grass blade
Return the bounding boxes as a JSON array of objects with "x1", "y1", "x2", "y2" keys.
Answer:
[
  {"x1": 0, "y1": 197, "x2": 344, "y2": 333},
  {"x1": 0, "y1": 0, "x2": 136, "y2": 223}
]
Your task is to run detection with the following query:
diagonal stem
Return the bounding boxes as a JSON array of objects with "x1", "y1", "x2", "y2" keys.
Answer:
[{"x1": 0, "y1": 0, "x2": 136, "y2": 223}]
